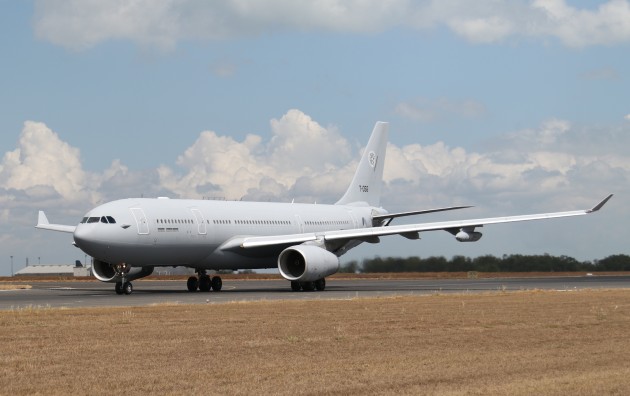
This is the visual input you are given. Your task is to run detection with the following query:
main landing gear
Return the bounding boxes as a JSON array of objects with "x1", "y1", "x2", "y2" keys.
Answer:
[
  {"x1": 187, "y1": 270, "x2": 223, "y2": 292},
  {"x1": 290, "y1": 278, "x2": 326, "y2": 292}
]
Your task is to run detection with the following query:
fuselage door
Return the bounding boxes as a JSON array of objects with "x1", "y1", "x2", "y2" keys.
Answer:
[
  {"x1": 191, "y1": 208, "x2": 207, "y2": 235},
  {"x1": 130, "y1": 208, "x2": 150, "y2": 235},
  {"x1": 294, "y1": 214, "x2": 304, "y2": 233},
  {"x1": 347, "y1": 210, "x2": 359, "y2": 229}
]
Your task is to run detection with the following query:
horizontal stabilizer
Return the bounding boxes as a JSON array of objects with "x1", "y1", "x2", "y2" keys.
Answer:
[
  {"x1": 35, "y1": 211, "x2": 76, "y2": 233},
  {"x1": 373, "y1": 205, "x2": 473, "y2": 222}
]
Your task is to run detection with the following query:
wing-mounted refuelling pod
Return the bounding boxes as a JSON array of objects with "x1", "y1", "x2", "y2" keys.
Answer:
[{"x1": 448, "y1": 226, "x2": 483, "y2": 242}]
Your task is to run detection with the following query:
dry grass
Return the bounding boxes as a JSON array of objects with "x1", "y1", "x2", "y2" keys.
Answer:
[
  {"x1": 2, "y1": 290, "x2": 630, "y2": 395},
  {"x1": 0, "y1": 284, "x2": 31, "y2": 291}
]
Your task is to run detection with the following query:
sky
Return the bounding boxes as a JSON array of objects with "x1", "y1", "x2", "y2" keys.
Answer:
[{"x1": 1, "y1": 0, "x2": 629, "y2": 275}]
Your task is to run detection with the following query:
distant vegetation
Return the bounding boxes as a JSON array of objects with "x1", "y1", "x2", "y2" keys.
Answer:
[{"x1": 341, "y1": 254, "x2": 630, "y2": 273}]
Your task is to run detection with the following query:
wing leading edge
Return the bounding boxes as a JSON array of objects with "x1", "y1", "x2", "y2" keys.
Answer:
[{"x1": 240, "y1": 194, "x2": 613, "y2": 249}]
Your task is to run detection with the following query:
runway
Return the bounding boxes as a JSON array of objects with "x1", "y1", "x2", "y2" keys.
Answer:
[{"x1": 2, "y1": 275, "x2": 629, "y2": 310}]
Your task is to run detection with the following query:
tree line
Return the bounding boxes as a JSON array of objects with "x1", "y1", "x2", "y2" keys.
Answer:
[{"x1": 340, "y1": 254, "x2": 630, "y2": 273}]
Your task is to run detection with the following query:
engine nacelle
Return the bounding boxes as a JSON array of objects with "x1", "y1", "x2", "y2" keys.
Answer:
[
  {"x1": 92, "y1": 259, "x2": 154, "y2": 283},
  {"x1": 455, "y1": 230, "x2": 483, "y2": 242},
  {"x1": 278, "y1": 245, "x2": 340, "y2": 282}
]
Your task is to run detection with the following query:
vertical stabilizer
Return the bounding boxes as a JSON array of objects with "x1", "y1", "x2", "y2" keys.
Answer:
[{"x1": 336, "y1": 122, "x2": 388, "y2": 207}]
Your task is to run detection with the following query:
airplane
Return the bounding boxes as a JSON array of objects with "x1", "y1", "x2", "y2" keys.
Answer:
[{"x1": 36, "y1": 122, "x2": 613, "y2": 295}]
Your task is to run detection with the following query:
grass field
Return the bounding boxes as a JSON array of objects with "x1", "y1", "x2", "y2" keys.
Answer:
[
  {"x1": 2, "y1": 289, "x2": 630, "y2": 395},
  {"x1": 0, "y1": 284, "x2": 31, "y2": 290}
]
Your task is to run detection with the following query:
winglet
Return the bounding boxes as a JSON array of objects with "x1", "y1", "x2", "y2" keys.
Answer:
[
  {"x1": 37, "y1": 211, "x2": 50, "y2": 226},
  {"x1": 587, "y1": 194, "x2": 613, "y2": 213}
]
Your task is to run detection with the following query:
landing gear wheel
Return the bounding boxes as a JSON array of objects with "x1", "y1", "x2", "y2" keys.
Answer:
[
  {"x1": 199, "y1": 275, "x2": 211, "y2": 292},
  {"x1": 115, "y1": 282, "x2": 124, "y2": 295},
  {"x1": 187, "y1": 276, "x2": 199, "y2": 292},
  {"x1": 290, "y1": 281, "x2": 301, "y2": 291},
  {"x1": 123, "y1": 282, "x2": 133, "y2": 295},
  {"x1": 301, "y1": 281, "x2": 315, "y2": 291},
  {"x1": 315, "y1": 278, "x2": 326, "y2": 291},
  {"x1": 211, "y1": 276, "x2": 222, "y2": 291}
]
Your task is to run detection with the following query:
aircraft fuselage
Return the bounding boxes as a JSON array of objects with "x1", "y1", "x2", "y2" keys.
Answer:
[{"x1": 73, "y1": 198, "x2": 377, "y2": 270}]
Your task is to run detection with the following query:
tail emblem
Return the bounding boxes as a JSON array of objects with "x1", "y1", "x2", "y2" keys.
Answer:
[{"x1": 369, "y1": 151, "x2": 378, "y2": 169}]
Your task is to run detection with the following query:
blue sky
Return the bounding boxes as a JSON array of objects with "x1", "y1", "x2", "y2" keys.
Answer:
[{"x1": 1, "y1": 1, "x2": 629, "y2": 275}]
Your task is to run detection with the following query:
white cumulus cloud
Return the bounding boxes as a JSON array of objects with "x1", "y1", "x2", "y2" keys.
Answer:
[
  {"x1": 33, "y1": 0, "x2": 630, "y2": 50},
  {"x1": 158, "y1": 109, "x2": 353, "y2": 202},
  {"x1": 380, "y1": 118, "x2": 629, "y2": 213},
  {"x1": 0, "y1": 121, "x2": 94, "y2": 203},
  {"x1": 3, "y1": 113, "x2": 627, "y2": 214},
  {"x1": 532, "y1": 0, "x2": 630, "y2": 47}
]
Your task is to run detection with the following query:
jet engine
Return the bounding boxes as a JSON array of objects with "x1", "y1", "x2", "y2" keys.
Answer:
[
  {"x1": 92, "y1": 259, "x2": 154, "y2": 282},
  {"x1": 278, "y1": 245, "x2": 340, "y2": 282},
  {"x1": 455, "y1": 230, "x2": 483, "y2": 242}
]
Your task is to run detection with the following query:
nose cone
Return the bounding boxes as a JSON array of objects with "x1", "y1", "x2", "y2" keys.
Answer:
[{"x1": 73, "y1": 225, "x2": 102, "y2": 256}]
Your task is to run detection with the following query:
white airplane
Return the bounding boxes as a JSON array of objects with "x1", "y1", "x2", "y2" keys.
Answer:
[{"x1": 36, "y1": 122, "x2": 612, "y2": 295}]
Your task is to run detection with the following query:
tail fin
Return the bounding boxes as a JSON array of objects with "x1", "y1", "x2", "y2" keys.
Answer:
[{"x1": 336, "y1": 122, "x2": 388, "y2": 207}]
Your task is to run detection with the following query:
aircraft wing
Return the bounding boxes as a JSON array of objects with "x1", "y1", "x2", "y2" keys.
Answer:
[
  {"x1": 240, "y1": 194, "x2": 613, "y2": 249},
  {"x1": 35, "y1": 211, "x2": 76, "y2": 233}
]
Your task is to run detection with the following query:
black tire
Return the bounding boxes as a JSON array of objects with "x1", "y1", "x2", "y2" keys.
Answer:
[
  {"x1": 290, "y1": 281, "x2": 301, "y2": 292},
  {"x1": 187, "y1": 276, "x2": 198, "y2": 292},
  {"x1": 314, "y1": 278, "x2": 326, "y2": 291},
  {"x1": 199, "y1": 275, "x2": 211, "y2": 292},
  {"x1": 301, "y1": 281, "x2": 315, "y2": 291},
  {"x1": 123, "y1": 282, "x2": 133, "y2": 295},
  {"x1": 211, "y1": 276, "x2": 222, "y2": 291},
  {"x1": 115, "y1": 282, "x2": 124, "y2": 295}
]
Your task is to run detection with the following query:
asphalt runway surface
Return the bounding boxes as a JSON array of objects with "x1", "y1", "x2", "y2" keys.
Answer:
[{"x1": 2, "y1": 276, "x2": 630, "y2": 310}]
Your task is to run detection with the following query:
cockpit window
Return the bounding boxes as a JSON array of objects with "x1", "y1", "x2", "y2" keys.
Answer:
[{"x1": 85, "y1": 216, "x2": 117, "y2": 224}]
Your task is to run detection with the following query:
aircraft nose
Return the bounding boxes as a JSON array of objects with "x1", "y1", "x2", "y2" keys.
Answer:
[
  {"x1": 73, "y1": 226, "x2": 88, "y2": 246},
  {"x1": 73, "y1": 225, "x2": 100, "y2": 254}
]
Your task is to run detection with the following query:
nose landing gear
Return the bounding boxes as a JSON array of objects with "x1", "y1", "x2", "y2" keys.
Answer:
[
  {"x1": 113, "y1": 263, "x2": 133, "y2": 295},
  {"x1": 115, "y1": 281, "x2": 133, "y2": 295}
]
